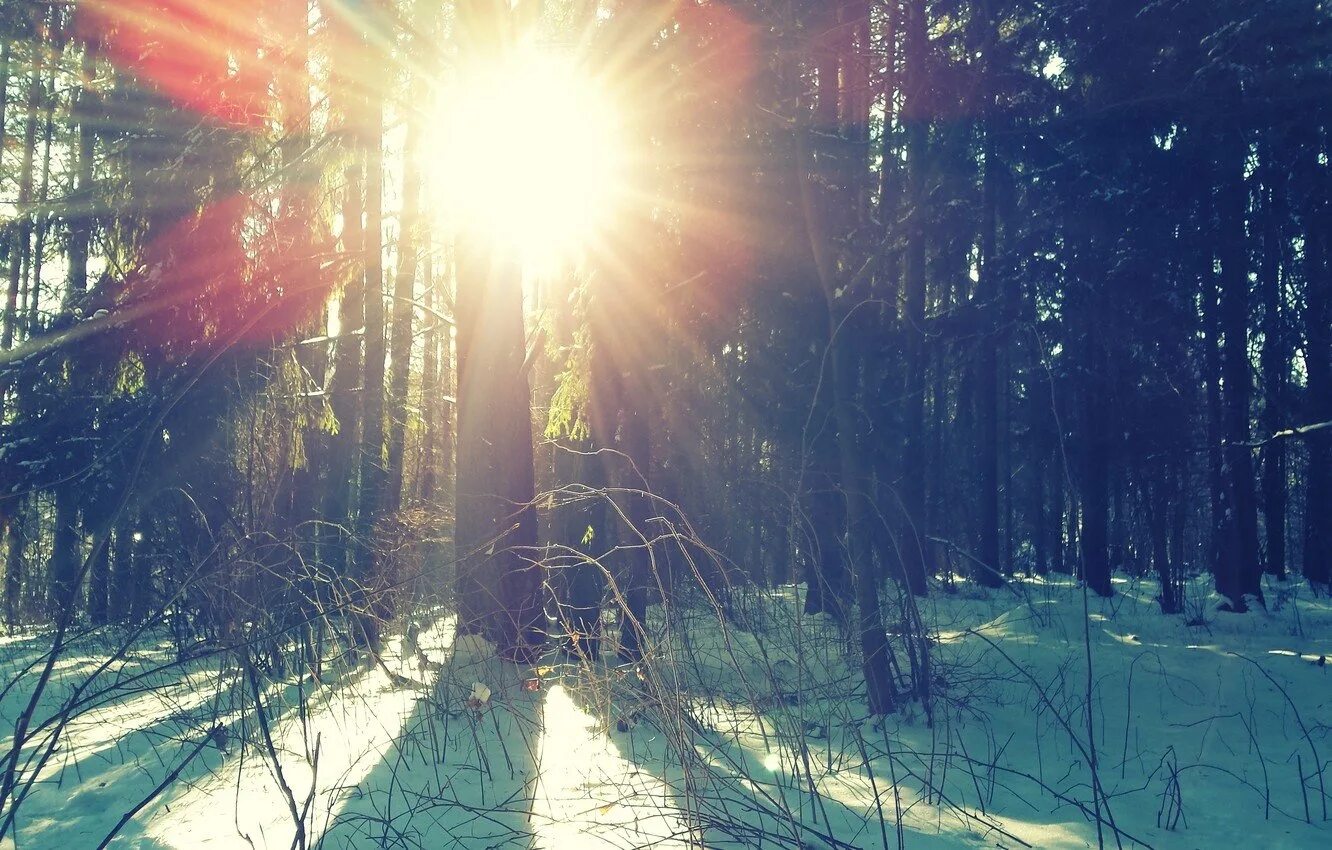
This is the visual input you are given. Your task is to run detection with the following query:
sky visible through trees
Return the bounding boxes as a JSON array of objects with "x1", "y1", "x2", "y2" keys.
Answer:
[{"x1": 0, "y1": 1, "x2": 1329, "y2": 848}]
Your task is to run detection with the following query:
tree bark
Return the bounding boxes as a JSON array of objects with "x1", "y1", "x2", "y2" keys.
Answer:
[
  {"x1": 4, "y1": 502, "x2": 26, "y2": 624},
  {"x1": 1214, "y1": 112, "x2": 1263, "y2": 609},
  {"x1": 453, "y1": 0, "x2": 543, "y2": 658},
  {"x1": 354, "y1": 71, "x2": 387, "y2": 584},
  {"x1": 3, "y1": 39, "x2": 43, "y2": 355},
  {"x1": 974, "y1": 0, "x2": 1003, "y2": 588},
  {"x1": 66, "y1": 39, "x2": 97, "y2": 304},
  {"x1": 1259, "y1": 145, "x2": 1288, "y2": 580},
  {"x1": 896, "y1": 0, "x2": 931, "y2": 596},
  {"x1": 108, "y1": 517, "x2": 133, "y2": 621},
  {"x1": 1301, "y1": 131, "x2": 1331, "y2": 586},
  {"x1": 385, "y1": 67, "x2": 425, "y2": 512},
  {"x1": 321, "y1": 5, "x2": 368, "y2": 579}
]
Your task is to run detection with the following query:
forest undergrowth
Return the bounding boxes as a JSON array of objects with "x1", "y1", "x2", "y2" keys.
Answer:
[{"x1": 0, "y1": 543, "x2": 1328, "y2": 850}]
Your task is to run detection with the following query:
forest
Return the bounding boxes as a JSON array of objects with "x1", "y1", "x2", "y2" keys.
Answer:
[{"x1": 0, "y1": 0, "x2": 1328, "y2": 848}]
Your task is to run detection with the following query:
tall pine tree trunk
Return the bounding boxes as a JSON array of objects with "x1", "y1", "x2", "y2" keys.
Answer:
[
  {"x1": 3, "y1": 39, "x2": 43, "y2": 355},
  {"x1": 453, "y1": 0, "x2": 543, "y2": 658},
  {"x1": 418, "y1": 254, "x2": 443, "y2": 504},
  {"x1": 1214, "y1": 112, "x2": 1262, "y2": 609},
  {"x1": 1259, "y1": 147, "x2": 1289, "y2": 580},
  {"x1": 321, "y1": 3, "x2": 367, "y2": 580},
  {"x1": 4, "y1": 503, "x2": 26, "y2": 624},
  {"x1": 1301, "y1": 131, "x2": 1331, "y2": 586},
  {"x1": 897, "y1": 0, "x2": 930, "y2": 596},
  {"x1": 974, "y1": 0, "x2": 1003, "y2": 588},
  {"x1": 355, "y1": 65, "x2": 387, "y2": 589},
  {"x1": 386, "y1": 9, "x2": 433, "y2": 510}
]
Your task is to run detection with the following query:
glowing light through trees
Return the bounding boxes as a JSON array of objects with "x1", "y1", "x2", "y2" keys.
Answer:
[{"x1": 432, "y1": 47, "x2": 626, "y2": 271}]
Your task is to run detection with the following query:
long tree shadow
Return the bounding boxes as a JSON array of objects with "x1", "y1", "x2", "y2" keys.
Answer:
[
  {"x1": 315, "y1": 631, "x2": 542, "y2": 850},
  {"x1": 2, "y1": 626, "x2": 382, "y2": 849},
  {"x1": 551, "y1": 646, "x2": 1003, "y2": 850},
  {"x1": 138, "y1": 625, "x2": 457, "y2": 850},
  {"x1": 0, "y1": 631, "x2": 243, "y2": 848}
]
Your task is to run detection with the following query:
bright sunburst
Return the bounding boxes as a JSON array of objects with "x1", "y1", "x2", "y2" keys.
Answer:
[{"x1": 432, "y1": 46, "x2": 626, "y2": 271}]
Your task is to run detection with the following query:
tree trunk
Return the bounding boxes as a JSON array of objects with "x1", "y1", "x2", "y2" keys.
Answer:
[
  {"x1": 109, "y1": 516, "x2": 133, "y2": 621},
  {"x1": 66, "y1": 40, "x2": 97, "y2": 304},
  {"x1": 4, "y1": 502, "x2": 27, "y2": 624},
  {"x1": 419, "y1": 254, "x2": 444, "y2": 504},
  {"x1": 453, "y1": 0, "x2": 544, "y2": 659},
  {"x1": 275, "y1": 0, "x2": 324, "y2": 587},
  {"x1": 27, "y1": 50, "x2": 58, "y2": 338},
  {"x1": 1033, "y1": 461, "x2": 1048, "y2": 575},
  {"x1": 1081, "y1": 324, "x2": 1113, "y2": 597},
  {"x1": 1301, "y1": 131, "x2": 1331, "y2": 587},
  {"x1": 0, "y1": 41, "x2": 11, "y2": 159},
  {"x1": 321, "y1": 155, "x2": 365, "y2": 580},
  {"x1": 87, "y1": 527, "x2": 110, "y2": 625},
  {"x1": 454, "y1": 240, "x2": 541, "y2": 653},
  {"x1": 896, "y1": 0, "x2": 930, "y2": 596},
  {"x1": 3, "y1": 40, "x2": 43, "y2": 355},
  {"x1": 355, "y1": 78, "x2": 387, "y2": 587},
  {"x1": 616, "y1": 400, "x2": 652, "y2": 662},
  {"x1": 828, "y1": 314, "x2": 896, "y2": 714},
  {"x1": 385, "y1": 67, "x2": 425, "y2": 512},
  {"x1": 1214, "y1": 114, "x2": 1262, "y2": 610},
  {"x1": 1259, "y1": 146, "x2": 1288, "y2": 580},
  {"x1": 1148, "y1": 480, "x2": 1182, "y2": 614},
  {"x1": 1051, "y1": 451, "x2": 1067, "y2": 573},
  {"x1": 974, "y1": 0, "x2": 1003, "y2": 588}
]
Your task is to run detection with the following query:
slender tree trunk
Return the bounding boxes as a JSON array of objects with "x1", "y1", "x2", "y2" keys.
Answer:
[
  {"x1": 551, "y1": 381, "x2": 606, "y2": 659},
  {"x1": 321, "y1": 26, "x2": 367, "y2": 578},
  {"x1": 47, "y1": 488, "x2": 81, "y2": 619},
  {"x1": 3, "y1": 41, "x2": 43, "y2": 354},
  {"x1": 386, "y1": 39, "x2": 429, "y2": 512},
  {"x1": 828, "y1": 310, "x2": 896, "y2": 713},
  {"x1": 1051, "y1": 457, "x2": 1066, "y2": 573},
  {"x1": 795, "y1": 0, "x2": 897, "y2": 714},
  {"x1": 1203, "y1": 228, "x2": 1225, "y2": 577},
  {"x1": 1259, "y1": 148, "x2": 1288, "y2": 580},
  {"x1": 419, "y1": 254, "x2": 441, "y2": 503},
  {"x1": 772, "y1": 488, "x2": 792, "y2": 585},
  {"x1": 1081, "y1": 331, "x2": 1113, "y2": 597},
  {"x1": 0, "y1": 41, "x2": 11, "y2": 160},
  {"x1": 27, "y1": 51, "x2": 57, "y2": 337},
  {"x1": 1214, "y1": 111, "x2": 1262, "y2": 609},
  {"x1": 66, "y1": 39, "x2": 97, "y2": 305},
  {"x1": 130, "y1": 525, "x2": 152, "y2": 622},
  {"x1": 897, "y1": 0, "x2": 930, "y2": 596},
  {"x1": 800, "y1": 6, "x2": 852, "y2": 618},
  {"x1": 274, "y1": 0, "x2": 323, "y2": 586},
  {"x1": 87, "y1": 526, "x2": 110, "y2": 625},
  {"x1": 615, "y1": 397, "x2": 652, "y2": 661},
  {"x1": 4, "y1": 503, "x2": 27, "y2": 624},
  {"x1": 1301, "y1": 131, "x2": 1331, "y2": 586},
  {"x1": 355, "y1": 84, "x2": 386, "y2": 578},
  {"x1": 974, "y1": 0, "x2": 1003, "y2": 588},
  {"x1": 108, "y1": 516, "x2": 133, "y2": 621},
  {"x1": 1148, "y1": 480, "x2": 1181, "y2": 614},
  {"x1": 348, "y1": 2, "x2": 389, "y2": 654},
  {"x1": 1033, "y1": 460, "x2": 1048, "y2": 574}
]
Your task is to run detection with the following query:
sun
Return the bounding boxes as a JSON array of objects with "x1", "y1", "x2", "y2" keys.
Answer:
[{"x1": 431, "y1": 47, "x2": 626, "y2": 271}]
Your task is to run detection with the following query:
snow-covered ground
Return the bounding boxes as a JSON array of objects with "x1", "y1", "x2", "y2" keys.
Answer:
[{"x1": 1, "y1": 573, "x2": 1328, "y2": 849}]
